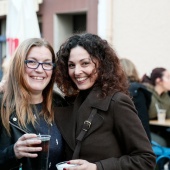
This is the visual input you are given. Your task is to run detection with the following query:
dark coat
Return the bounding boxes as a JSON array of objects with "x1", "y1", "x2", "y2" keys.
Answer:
[
  {"x1": 0, "y1": 113, "x2": 37, "y2": 170},
  {"x1": 0, "y1": 92, "x2": 67, "y2": 170},
  {"x1": 129, "y1": 82, "x2": 152, "y2": 141},
  {"x1": 54, "y1": 87, "x2": 156, "y2": 170}
]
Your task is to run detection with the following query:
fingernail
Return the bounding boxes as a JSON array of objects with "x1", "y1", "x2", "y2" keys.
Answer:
[{"x1": 67, "y1": 161, "x2": 70, "y2": 164}]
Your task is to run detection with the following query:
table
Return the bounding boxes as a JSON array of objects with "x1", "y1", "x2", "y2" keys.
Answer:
[{"x1": 149, "y1": 119, "x2": 170, "y2": 127}]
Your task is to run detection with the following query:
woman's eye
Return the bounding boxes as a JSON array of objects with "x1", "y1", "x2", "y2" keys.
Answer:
[
  {"x1": 82, "y1": 62, "x2": 90, "y2": 66},
  {"x1": 28, "y1": 60, "x2": 37, "y2": 64},
  {"x1": 68, "y1": 64, "x2": 75, "y2": 68}
]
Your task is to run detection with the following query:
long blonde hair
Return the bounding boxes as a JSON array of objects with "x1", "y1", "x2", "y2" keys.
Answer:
[{"x1": 1, "y1": 38, "x2": 56, "y2": 135}]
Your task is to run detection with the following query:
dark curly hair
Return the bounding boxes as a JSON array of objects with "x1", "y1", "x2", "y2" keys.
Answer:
[{"x1": 56, "y1": 33, "x2": 129, "y2": 98}]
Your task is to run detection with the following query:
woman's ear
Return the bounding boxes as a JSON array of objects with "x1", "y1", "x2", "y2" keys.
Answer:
[{"x1": 155, "y1": 77, "x2": 162, "y2": 84}]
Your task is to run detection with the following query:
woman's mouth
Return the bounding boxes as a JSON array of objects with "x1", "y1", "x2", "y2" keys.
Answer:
[{"x1": 31, "y1": 76, "x2": 44, "y2": 80}]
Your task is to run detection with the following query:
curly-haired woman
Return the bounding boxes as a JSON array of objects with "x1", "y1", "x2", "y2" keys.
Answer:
[{"x1": 55, "y1": 33, "x2": 156, "y2": 170}]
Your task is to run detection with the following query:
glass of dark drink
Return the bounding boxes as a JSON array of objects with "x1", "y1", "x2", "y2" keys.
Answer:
[{"x1": 31, "y1": 135, "x2": 51, "y2": 170}]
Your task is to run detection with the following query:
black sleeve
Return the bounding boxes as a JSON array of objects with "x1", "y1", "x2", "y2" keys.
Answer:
[
  {"x1": 132, "y1": 89, "x2": 151, "y2": 141},
  {"x1": 0, "y1": 125, "x2": 20, "y2": 169},
  {"x1": 52, "y1": 91, "x2": 69, "y2": 107},
  {"x1": 129, "y1": 82, "x2": 151, "y2": 141}
]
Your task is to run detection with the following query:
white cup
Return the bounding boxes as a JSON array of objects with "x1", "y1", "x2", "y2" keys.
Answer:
[
  {"x1": 56, "y1": 161, "x2": 78, "y2": 170},
  {"x1": 157, "y1": 109, "x2": 166, "y2": 123}
]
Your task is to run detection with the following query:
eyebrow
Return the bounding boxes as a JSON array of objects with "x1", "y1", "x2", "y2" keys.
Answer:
[
  {"x1": 27, "y1": 57, "x2": 52, "y2": 62},
  {"x1": 68, "y1": 57, "x2": 91, "y2": 62}
]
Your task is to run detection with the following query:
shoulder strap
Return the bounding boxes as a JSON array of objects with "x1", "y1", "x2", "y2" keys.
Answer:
[{"x1": 72, "y1": 108, "x2": 97, "y2": 159}]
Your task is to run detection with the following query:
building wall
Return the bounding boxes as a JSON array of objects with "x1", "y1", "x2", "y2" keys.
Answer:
[
  {"x1": 112, "y1": 0, "x2": 170, "y2": 77},
  {"x1": 38, "y1": 0, "x2": 98, "y2": 51},
  {"x1": 98, "y1": 0, "x2": 114, "y2": 45},
  {"x1": 2, "y1": 0, "x2": 169, "y2": 78}
]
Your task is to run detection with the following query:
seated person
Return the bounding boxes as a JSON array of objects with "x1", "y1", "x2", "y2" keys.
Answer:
[
  {"x1": 142, "y1": 67, "x2": 170, "y2": 146},
  {"x1": 142, "y1": 67, "x2": 170, "y2": 119}
]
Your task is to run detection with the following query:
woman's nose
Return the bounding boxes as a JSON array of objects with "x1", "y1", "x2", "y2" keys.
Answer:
[
  {"x1": 35, "y1": 63, "x2": 44, "y2": 72},
  {"x1": 74, "y1": 65, "x2": 82, "y2": 75}
]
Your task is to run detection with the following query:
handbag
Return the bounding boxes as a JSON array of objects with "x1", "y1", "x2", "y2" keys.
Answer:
[{"x1": 72, "y1": 108, "x2": 97, "y2": 159}]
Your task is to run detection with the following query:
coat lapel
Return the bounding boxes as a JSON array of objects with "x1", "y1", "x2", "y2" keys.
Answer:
[
  {"x1": 54, "y1": 87, "x2": 116, "y2": 150},
  {"x1": 86, "y1": 87, "x2": 114, "y2": 111},
  {"x1": 77, "y1": 105, "x2": 104, "y2": 139},
  {"x1": 75, "y1": 87, "x2": 114, "y2": 139},
  {"x1": 54, "y1": 105, "x2": 76, "y2": 150},
  {"x1": 10, "y1": 113, "x2": 37, "y2": 134}
]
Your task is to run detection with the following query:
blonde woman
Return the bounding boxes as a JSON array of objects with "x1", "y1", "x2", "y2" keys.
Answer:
[{"x1": 0, "y1": 38, "x2": 66, "y2": 170}]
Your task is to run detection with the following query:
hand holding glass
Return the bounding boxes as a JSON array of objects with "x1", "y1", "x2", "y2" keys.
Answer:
[{"x1": 30, "y1": 135, "x2": 51, "y2": 170}]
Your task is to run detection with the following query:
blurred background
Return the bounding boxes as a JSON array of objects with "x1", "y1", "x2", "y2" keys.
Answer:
[{"x1": 0, "y1": 0, "x2": 170, "y2": 79}]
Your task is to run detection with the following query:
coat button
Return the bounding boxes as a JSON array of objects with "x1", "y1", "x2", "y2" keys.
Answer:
[{"x1": 13, "y1": 117, "x2": 17, "y2": 121}]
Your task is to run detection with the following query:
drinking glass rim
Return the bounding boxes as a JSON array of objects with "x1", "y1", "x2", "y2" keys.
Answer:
[
  {"x1": 56, "y1": 161, "x2": 67, "y2": 166},
  {"x1": 56, "y1": 161, "x2": 78, "y2": 167},
  {"x1": 37, "y1": 135, "x2": 51, "y2": 140}
]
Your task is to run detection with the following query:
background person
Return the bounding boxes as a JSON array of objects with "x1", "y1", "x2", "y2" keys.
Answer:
[
  {"x1": 142, "y1": 67, "x2": 170, "y2": 119},
  {"x1": 142, "y1": 67, "x2": 170, "y2": 147},
  {"x1": 55, "y1": 33, "x2": 156, "y2": 170},
  {"x1": 120, "y1": 58, "x2": 168, "y2": 150},
  {"x1": 0, "y1": 38, "x2": 66, "y2": 170},
  {"x1": 120, "y1": 58, "x2": 151, "y2": 141}
]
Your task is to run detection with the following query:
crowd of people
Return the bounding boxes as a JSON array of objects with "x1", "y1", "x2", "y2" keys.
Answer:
[
  {"x1": 120, "y1": 58, "x2": 170, "y2": 142},
  {"x1": 0, "y1": 33, "x2": 157, "y2": 170},
  {"x1": 120, "y1": 58, "x2": 170, "y2": 169}
]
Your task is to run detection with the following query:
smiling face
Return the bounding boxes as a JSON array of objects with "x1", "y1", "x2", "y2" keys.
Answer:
[
  {"x1": 68, "y1": 46, "x2": 98, "y2": 90},
  {"x1": 24, "y1": 46, "x2": 53, "y2": 95}
]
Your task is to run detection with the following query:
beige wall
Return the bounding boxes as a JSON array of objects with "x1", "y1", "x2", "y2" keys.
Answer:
[
  {"x1": 98, "y1": 0, "x2": 170, "y2": 77},
  {"x1": 98, "y1": 0, "x2": 114, "y2": 45},
  {"x1": 112, "y1": 0, "x2": 170, "y2": 77},
  {"x1": 0, "y1": 0, "x2": 8, "y2": 16}
]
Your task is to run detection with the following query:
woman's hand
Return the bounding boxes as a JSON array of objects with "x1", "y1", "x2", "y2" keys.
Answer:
[
  {"x1": 65, "y1": 159, "x2": 97, "y2": 170},
  {"x1": 14, "y1": 133, "x2": 42, "y2": 159}
]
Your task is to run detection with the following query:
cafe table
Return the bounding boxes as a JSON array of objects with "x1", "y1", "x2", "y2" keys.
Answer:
[{"x1": 149, "y1": 119, "x2": 170, "y2": 127}]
